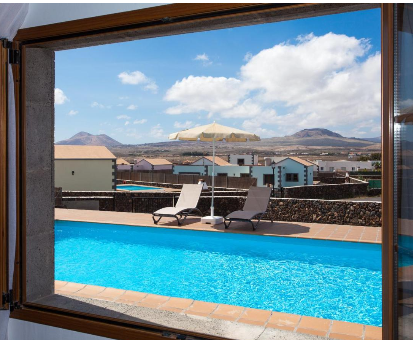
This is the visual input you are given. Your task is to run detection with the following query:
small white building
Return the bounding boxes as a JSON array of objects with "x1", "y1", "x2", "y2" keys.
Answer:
[
  {"x1": 134, "y1": 158, "x2": 173, "y2": 171},
  {"x1": 116, "y1": 158, "x2": 132, "y2": 171},
  {"x1": 174, "y1": 156, "x2": 313, "y2": 188},
  {"x1": 55, "y1": 145, "x2": 116, "y2": 191},
  {"x1": 314, "y1": 160, "x2": 375, "y2": 172},
  {"x1": 228, "y1": 154, "x2": 258, "y2": 166},
  {"x1": 190, "y1": 156, "x2": 231, "y2": 166}
]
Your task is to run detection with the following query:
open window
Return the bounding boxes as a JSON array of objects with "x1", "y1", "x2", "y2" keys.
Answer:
[{"x1": 7, "y1": 3, "x2": 402, "y2": 340}]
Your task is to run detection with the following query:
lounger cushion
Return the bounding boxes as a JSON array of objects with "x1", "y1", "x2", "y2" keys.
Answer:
[
  {"x1": 226, "y1": 210, "x2": 263, "y2": 220},
  {"x1": 154, "y1": 207, "x2": 189, "y2": 215}
]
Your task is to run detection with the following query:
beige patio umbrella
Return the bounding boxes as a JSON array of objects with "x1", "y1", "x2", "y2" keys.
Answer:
[{"x1": 169, "y1": 122, "x2": 260, "y2": 223}]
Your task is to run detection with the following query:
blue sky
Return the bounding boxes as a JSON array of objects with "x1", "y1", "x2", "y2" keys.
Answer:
[{"x1": 55, "y1": 8, "x2": 381, "y2": 144}]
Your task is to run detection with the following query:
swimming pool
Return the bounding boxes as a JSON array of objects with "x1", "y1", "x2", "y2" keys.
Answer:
[
  {"x1": 55, "y1": 220, "x2": 382, "y2": 326},
  {"x1": 117, "y1": 185, "x2": 161, "y2": 191}
]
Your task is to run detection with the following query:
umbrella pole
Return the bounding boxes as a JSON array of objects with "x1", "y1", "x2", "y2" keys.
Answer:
[{"x1": 211, "y1": 136, "x2": 215, "y2": 217}]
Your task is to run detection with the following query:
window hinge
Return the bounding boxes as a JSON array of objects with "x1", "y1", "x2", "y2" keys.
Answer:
[
  {"x1": 2, "y1": 289, "x2": 20, "y2": 312},
  {"x1": 1, "y1": 39, "x2": 21, "y2": 65}
]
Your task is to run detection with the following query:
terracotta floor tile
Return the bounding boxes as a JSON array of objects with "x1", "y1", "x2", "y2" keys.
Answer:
[
  {"x1": 266, "y1": 323, "x2": 296, "y2": 332},
  {"x1": 298, "y1": 316, "x2": 331, "y2": 331},
  {"x1": 121, "y1": 290, "x2": 147, "y2": 303},
  {"x1": 329, "y1": 334, "x2": 361, "y2": 340},
  {"x1": 72, "y1": 285, "x2": 106, "y2": 297},
  {"x1": 159, "y1": 306, "x2": 183, "y2": 313},
  {"x1": 268, "y1": 312, "x2": 300, "y2": 327},
  {"x1": 364, "y1": 326, "x2": 382, "y2": 340},
  {"x1": 57, "y1": 282, "x2": 86, "y2": 293},
  {"x1": 240, "y1": 308, "x2": 271, "y2": 323},
  {"x1": 96, "y1": 288, "x2": 126, "y2": 301},
  {"x1": 186, "y1": 301, "x2": 218, "y2": 314},
  {"x1": 162, "y1": 297, "x2": 193, "y2": 310},
  {"x1": 331, "y1": 321, "x2": 363, "y2": 336},
  {"x1": 136, "y1": 294, "x2": 169, "y2": 308},
  {"x1": 212, "y1": 304, "x2": 244, "y2": 318},
  {"x1": 210, "y1": 314, "x2": 238, "y2": 322},
  {"x1": 296, "y1": 328, "x2": 327, "y2": 337},
  {"x1": 55, "y1": 281, "x2": 68, "y2": 290},
  {"x1": 238, "y1": 318, "x2": 266, "y2": 326}
]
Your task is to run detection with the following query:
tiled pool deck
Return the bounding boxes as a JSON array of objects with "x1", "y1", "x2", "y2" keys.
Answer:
[{"x1": 55, "y1": 209, "x2": 382, "y2": 339}]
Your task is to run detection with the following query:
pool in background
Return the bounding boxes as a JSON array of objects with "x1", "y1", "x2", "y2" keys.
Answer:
[
  {"x1": 117, "y1": 185, "x2": 161, "y2": 191},
  {"x1": 55, "y1": 220, "x2": 382, "y2": 326}
]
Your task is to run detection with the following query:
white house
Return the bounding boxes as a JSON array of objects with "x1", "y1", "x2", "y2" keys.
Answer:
[
  {"x1": 116, "y1": 158, "x2": 132, "y2": 171},
  {"x1": 55, "y1": 145, "x2": 116, "y2": 191},
  {"x1": 134, "y1": 158, "x2": 173, "y2": 171},
  {"x1": 190, "y1": 156, "x2": 231, "y2": 166},
  {"x1": 259, "y1": 157, "x2": 314, "y2": 187},
  {"x1": 174, "y1": 157, "x2": 313, "y2": 187},
  {"x1": 228, "y1": 154, "x2": 259, "y2": 166},
  {"x1": 314, "y1": 160, "x2": 375, "y2": 172}
]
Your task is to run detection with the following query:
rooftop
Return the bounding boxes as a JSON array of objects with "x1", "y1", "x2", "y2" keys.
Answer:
[
  {"x1": 55, "y1": 145, "x2": 116, "y2": 160},
  {"x1": 138, "y1": 158, "x2": 172, "y2": 165}
]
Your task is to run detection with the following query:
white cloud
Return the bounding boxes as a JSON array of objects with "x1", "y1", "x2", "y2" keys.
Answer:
[
  {"x1": 150, "y1": 124, "x2": 165, "y2": 139},
  {"x1": 68, "y1": 110, "x2": 78, "y2": 116},
  {"x1": 194, "y1": 53, "x2": 209, "y2": 61},
  {"x1": 243, "y1": 52, "x2": 253, "y2": 62},
  {"x1": 119, "y1": 96, "x2": 129, "y2": 100},
  {"x1": 194, "y1": 53, "x2": 212, "y2": 66},
  {"x1": 55, "y1": 88, "x2": 68, "y2": 105},
  {"x1": 165, "y1": 33, "x2": 381, "y2": 136},
  {"x1": 127, "y1": 104, "x2": 138, "y2": 110},
  {"x1": 133, "y1": 119, "x2": 147, "y2": 125},
  {"x1": 118, "y1": 71, "x2": 158, "y2": 93},
  {"x1": 91, "y1": 102, "x2": 111, "y2": 109},
  {"x1": 125, "y1": 121, "x2": 130, "y2": 126},
  {"x1": 174, "y1": 121, "x2": 194, "y2": 129},
  {"x1": 164, "y1": 76, "x2": 247, "y2": 115},
  {"x1": 117, "y1": 114, "x2": 131, "y2": 120}
]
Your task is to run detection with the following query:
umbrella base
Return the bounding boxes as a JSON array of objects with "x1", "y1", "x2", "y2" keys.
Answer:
[{"x1": 201, "y1": 216, "x2": 224, "y2": 225}]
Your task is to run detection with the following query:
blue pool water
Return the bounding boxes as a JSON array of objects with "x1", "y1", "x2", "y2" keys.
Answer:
[
  {"x1": 55, "y1": 221, "x2": 382, "y2": 326},
  {"x1": 117, "y1": 185, "x2": 160, "y2": 191}
]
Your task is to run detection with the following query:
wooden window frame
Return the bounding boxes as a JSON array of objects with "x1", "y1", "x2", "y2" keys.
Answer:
[
  {"x1": 8, "y1": 3, "x2": 393, "y2": 340},
  {"x1": 0, "y1": 40, "x2": 8, "y2": 309}
]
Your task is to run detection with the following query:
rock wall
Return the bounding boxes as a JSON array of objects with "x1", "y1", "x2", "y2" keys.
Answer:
[
  {"x1": 60, "y1": 191, "x2": 381, "y2": 227},
  {"x1": 283, "y1": 182, "x2": 368, "y2": 200}
]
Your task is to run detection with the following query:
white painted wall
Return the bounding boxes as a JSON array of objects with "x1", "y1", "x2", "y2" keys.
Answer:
[
  {"x1": 9, "y1": 319, "x2": 113, "y2": 340},
  {"x1": 315, "y1": 160, "x2": 374, "y2": 172},
  {"x1": 134, "y1": 160, "x2": 172, "y2": 171},
  {"x1": 117, "y1": 164, "x2": 132, "y2": 171},
  {"x1": 173, "y1": 165, "x2": 206, "y2": 175},
  {"x1": 22, "y1": 3, "x2": 164, "y2": 28},
  {"x1": 206, "y1": 165, "x2": 250, "y2": 177},
  {"x1": 55, "y1": 159, "x2": 115, "y2": 191},
  {"x1": 229, "y1": 154, "x2": 258, "y2": 165},
  {"x1": 251, "y1": 160, "x2": 313, "y2": 187},
  {"x1": 191, "y1": 157, "x2": 215, "y2": 166}
]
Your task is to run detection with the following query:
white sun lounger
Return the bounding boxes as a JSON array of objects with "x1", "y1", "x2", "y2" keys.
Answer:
[
  {"x1": 152, "y1": 184, "x2": 203, "y2": 226},
  {"x1": 224, "y1": 186, "x2": 273, "y2": 231}
]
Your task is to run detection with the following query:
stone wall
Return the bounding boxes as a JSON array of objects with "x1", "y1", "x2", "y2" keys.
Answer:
[
  {"x1": 60, "y1": 190, "x2": 381, "y2": 227},
  {"x1": 283, "y1": 182, "x2": 368, "y2": 200},
  {"x1": 268, "y1": 199, "x2": 381, "y2": 227}
]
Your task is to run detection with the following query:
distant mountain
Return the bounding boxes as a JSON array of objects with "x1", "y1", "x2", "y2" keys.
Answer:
[
  {"x1": 359, "y1": 136, "x2": 381, "y2": 143},
  {"x1": 56, "y1": 132, "x2": 122, "y2": 146},
  {"x1": 291, "y1": 128, "x2": 343, "y2": 139}
]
